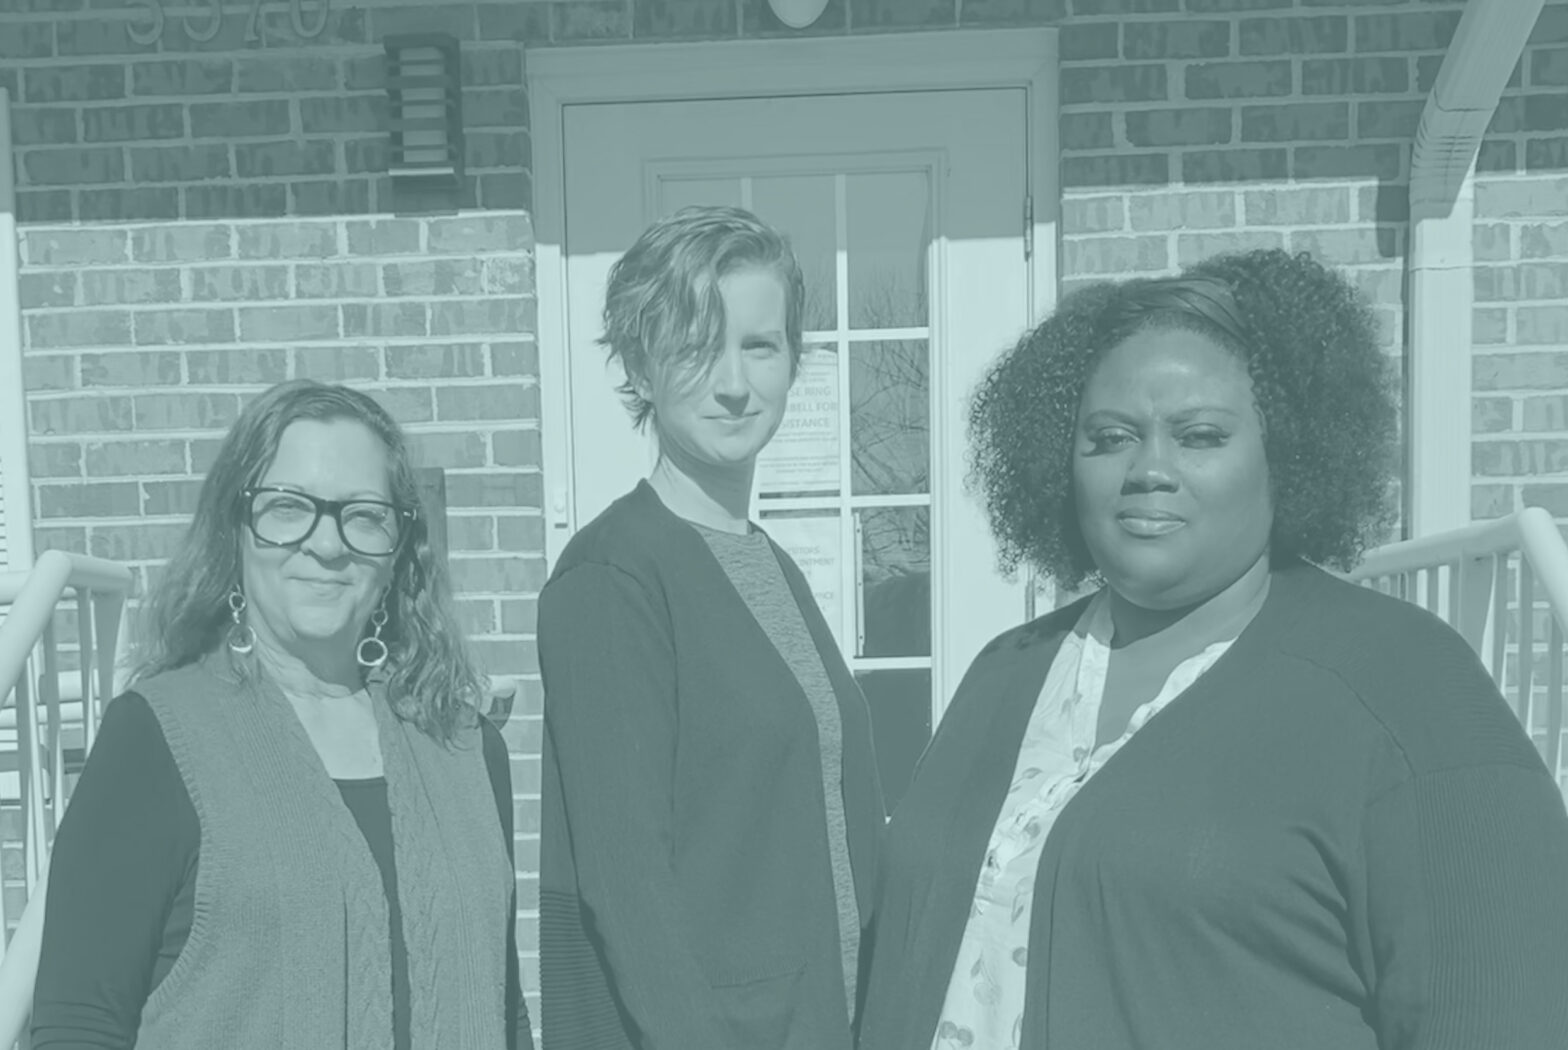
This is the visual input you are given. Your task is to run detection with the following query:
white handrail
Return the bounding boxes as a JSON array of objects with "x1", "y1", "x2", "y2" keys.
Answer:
[{"x1": 0, "y1": 550, "x2": 134, "y2": 708}]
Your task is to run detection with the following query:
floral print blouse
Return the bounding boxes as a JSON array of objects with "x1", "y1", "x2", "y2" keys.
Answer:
[{"x1": 930, "y1": 590, "x2": 1240, "y2": 1050}]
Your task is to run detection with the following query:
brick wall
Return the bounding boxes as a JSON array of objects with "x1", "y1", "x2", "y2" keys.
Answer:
[{"x1": 5, "y1": 0, "x2": 1568, "y2": 1016}]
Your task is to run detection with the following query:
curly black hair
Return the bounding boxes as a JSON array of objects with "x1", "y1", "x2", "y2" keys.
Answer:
[{"x1": 966, "y1": 248, "x2": 1400, "y2": 592}]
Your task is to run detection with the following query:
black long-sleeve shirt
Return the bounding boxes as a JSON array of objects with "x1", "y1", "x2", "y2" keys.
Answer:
[{"x1": 32, "y1": 692, "x2": 534, "y2": 1050}]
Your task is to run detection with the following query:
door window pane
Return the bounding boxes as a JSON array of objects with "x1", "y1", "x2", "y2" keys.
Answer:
[
  {"x1": 846, "y1": 171, "x2": 931, "y2": 329},
  {"x1": 850, "y1": 340, "x2": 929, "y2": 497},
  {"x1": 759, "y1": 508, "x2": 844, "y2": 648},
  {"x1": 658, "y1": 177, "x2": 742, "y2": 215},
  {"x1": 756, "y1": 345, "x2": 840, "y2": 500},
  {"x1": 857, "y1": 669, "x2": 932, "y2": 815},
  {"x1": 859, "y1": 506, "x2": 930, "y2": 659},
  {"x1": 751, "y1": 175, "x2": 837, "y2": 333}
]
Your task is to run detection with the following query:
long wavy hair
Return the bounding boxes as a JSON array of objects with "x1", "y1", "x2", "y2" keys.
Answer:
[{"x1": 132, "y1": 379, "x2": 486, "y2": 742}]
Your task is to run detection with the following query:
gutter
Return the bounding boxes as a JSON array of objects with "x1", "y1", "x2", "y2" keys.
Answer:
[{"x1": 1406, "y1": 0, "x2": 1544, "y2": 537}]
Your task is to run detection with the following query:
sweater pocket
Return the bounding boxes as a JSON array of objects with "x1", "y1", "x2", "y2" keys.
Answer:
[{"x1": 709, "y1": 951, "x2": 809, "y2": 1050}]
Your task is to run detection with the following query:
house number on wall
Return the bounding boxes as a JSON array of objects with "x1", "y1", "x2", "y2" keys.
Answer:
[{"x1": 128, "y1": 0, "x2": 331, "y2": 46}]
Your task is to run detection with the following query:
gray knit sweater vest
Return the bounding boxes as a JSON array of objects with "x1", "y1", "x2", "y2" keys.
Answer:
[{"x1": 131, "y1": 656, "x2": 511, "y2": 1050}]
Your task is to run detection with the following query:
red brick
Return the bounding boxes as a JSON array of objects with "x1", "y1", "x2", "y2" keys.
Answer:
[
  {"x1": 1063, "y1": 65, "x2": 1168, "y2": 105},
  {"x1": 1526, "y1": 138, "x2": 1568, "y2": 171},
  {"x1": 132, "y1": 225, "x2": 232, "y2": 263},
  {"x1": 1475, "y1": 263, "x2": 1568, "y2": 302},
  {"x1": 89, "y1": 522, "x2": 189, "y2": 561},
  {"x1": 185, "y1": 185, "x2": 289, "y2": 220},
  {"x1": 80, "y1": 351, "x2": 182, "y2": 388},
  {"x1": 131, "y1": 59, "x2": 232, "y2": 96},
  {"x1": 1185, "y1": 60, "x2": 1292, "y2": 99},
  {"x1": 1293, "y1": 144, "x2": 1403, "y2": 180},
  {"x1": 1522, "y1": 222, "x2": 1568, "y2": 259},
  {"x1": 1062, "y1": 196, "x2": 1126, "y2": 234},
  {"x1": 33, "y1": 525, "x2": 88, "y2": 555},
  {"x1": 1059, "y1": 21, "x2": 1118, "y2": 60},
  {"x1": 347, "y1": 219, "x2": 422, "y2": 256},
  {"x1": 190, "y1": 100, "x2": 291, "y2": 139},
  {"x1": 1356, "y1": 100, "x2": 1425, "y2": 141},
  {"x1": 483, "y1": 258, "x2": 533, "y2": 294},
  {"x1": 454, "y1": 597, "x2": 499, "y2": 636},
  {"x1": 343, "y1": 303, "x2": 429, "y2": 339},
  {"x1": 1241, "y1": 102, "x2": 1349, "y2": 142},
  {"x1": 475, "y1": 1, "x2": 552, "y2": 41},
  {"x1": 492, "y1": 342, "x2": 539, "y2": 378},
  {"x1": 1474, "y1": 352, "x2": 1568, "y2": 391},
  {"x1": 28, "y1": 442, "x2": 83, "y2": 479},
  {"x1": 133, "y1": 309, "x2": 237, "y2": 346},
  {"x1": 293, "y1": 347, "x2": 380, "y2": 381},
  {"x1": 186, "y1": 348, "x2": 289, "y2": 385},
  {"x1": 1520, "y1": 485, "x2": 1568, "y2": 518},
  {"x1": 1063, "y1": 154, "x2": 1170, "y2": 188},
  {"x1": 237, "y1": 222, "x2": 338, "y2": 260},
  {"x1": 234, "y1": 141, "x2": 337, "y2": 179},
  {"x1": 238, "y1": 305, "x2": 341, "y2": 343},
  {"x1": 82, "y1": 103, "x2": 184, "y2": 143},
  {"x1": 444, "y1": 514, "x2": 498, "y2": 552},
  {"x1": 1289, "y1": 229, "x2": 1402, "y2": 266},
  {"x1": 38, "y1": 482, "x2": 141, "y2": 519},
  {"x1": 1129, "y1": 190, "x2": 1235, "y2": 231},
  {"x1": 386, "y1": 344, "x2": 488, "y2": 379},
  {"x1": 431, "y1": 299, "x2": 534, "y2": 337},
  {"x1": 1532, "y1": 4, "x2": 1568, "y2": 46},
  {"x1": 296, "y1": 262, "x2": 380, "y2": 298},
  {"x1": 299, "y1": 95, "x2": 386, "y2": 135},
  {"x1": 22, "y1": 353, "x2": 77, "y2": 391},
  {"x1": 1523, "y1": 395, "x2": 1568, "y2": 432},
  {"x1": 30, "y1": 395, "x2": 134, "y2": 434},
  {"x1": 1181, "y1": 148, "x2": 1288, "y2": 183},
  {"x1": 408, "y1": 431, "x2": 489, "y2": 469},
  {"x1": 1476, "y1": 177, "x2": 1568, "y2": 219},
  {"x1": 80, "y1": 187, "x2": 181, "y2": 222},
  {"x1": 22, "y1": 146, "x2": 125, "y2": 185},
  {"x1": 1472, "y1": 440, "x2": 1568, "y2": 477},
  {"x1": 428, "y1": 216, "x2": 532, "y2": 254},
  {"x1": 448, "y1": 554, "x2": 548, "y2": 593},
  {"x1": 1123, "y1": 20, "x2": 1230, "y2": 60},
  {"x1": 1474, "y1": 223, "x2": 1513, "y2": 263},
  {"x1": 499, "y1": 595, "x2": 539, "y2": 634},
  {"x1": 1243, "y1": 187, "x2": 1350, "y2": 225},
  {"x1": 1518, "y1": 306, "x2": 1568, "y2": 345},
  {"x1": 1300, "y1": 56, "x2": 1410, "y2": 95},
  {"x1": 1533, "y1": 47, "x2": 1568, "y2": 88},
  {"x1": 550, "y1": 0, "x2": 634, "y2": 40},
  {"x1": 1176, "y1": 231, "x2": 1285, "y2": 267},
  {"x1": 1126, "y1": 108, "x2": 1232, "y2": 147},
  {"x1": 1354, "y1": 11, "x2": 1460, "y2": 53},
  {"x1": 237, "y1": 56, "x2": 338, "y2": 93},
  {"x1": 1473, "y1": 397, "x2": 1515, "y2": 435},
  {"x1": 85, "y1": 439, "x2": 186, "y2": 477},
  {"x1": 20, "y1": 272, "x2": 76, "y2": 309},
  {"x1": 79, "y1": 269, "x2": 182, "y2": 306},
  {"x1": 132, "y1": 393, "x2": 242, "y2": 431},
  {"x1": 16, "y1": 190, "x2": 72, "y2": 223},
  {"x1": 465, "y1": 131, "x2": 529, "y2": 170},
  {"x1": 1063, "y1": 235, "x2": 1168, "y2": 276},
  {"x1": 493, "y1": 430, "x2": 543, "y2": 469},
  {"x1": 435, "y1": 383, "x2": 539, "y2": 422},
  {"x1": 1239, "y1": 15, "x2": 1347, "y2": 56},
  {"x1": 1061, "y1": 113, "x2": 1114, "y2": 151},
  {"x1": 2, "y1": 22, "x2": 53, "y2": 58},
  {"x1": 1472, "y1": 484, "x2": 1515, "y2": 520},
  {"x1": 128, "y1": 144, "x2": 233, "y2": 183},
  {"x1": 11, "y1": 107, "x2": 80, "y2": 146},
  {"x1": 27, "y1": 310, "x2": 132, "y2": 350},
  {"x1": 1475, "y1": 308, "x2": 1510, "y2": 345},
  {"x1": 54, "y1": 20, "x2": 151, "y2": 57},
  {"x1": 22, "y1": 64, "x2": 126, "y2": 103},
  {"x1": 367, "y1": 387, "x2": 435, "y2": 424},
  {"x1": 142, "y1": 480, "x2": 203, "y2": 516},
  {"x1": 384, "y1": 259, "x2": 486, "y2": 297},
  {"x1": 463, "y1": 88, "x2": 530, "y2": 129},
  {"x1": 24, "y1": 229, "x2": 129, "y2": 267},
  {"x1": 189, "y1": 264, "x2": 290, "y2": 301}
]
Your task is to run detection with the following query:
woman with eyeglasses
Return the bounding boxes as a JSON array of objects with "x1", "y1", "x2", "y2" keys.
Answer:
[{"x1": 31, "y1": 380, "x2": 533, "y2": 1050}]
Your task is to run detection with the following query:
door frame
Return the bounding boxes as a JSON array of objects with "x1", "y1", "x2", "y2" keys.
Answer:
[{"x1": 526, "y1": 27, "x2": 1061, "y2": 571}]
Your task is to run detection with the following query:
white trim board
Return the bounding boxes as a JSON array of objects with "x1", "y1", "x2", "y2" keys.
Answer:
[{"x1": 526, "y1": 27, "x2": 1061, "y2": 571}]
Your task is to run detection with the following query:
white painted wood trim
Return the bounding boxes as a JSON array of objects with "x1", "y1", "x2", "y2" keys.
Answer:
[
  {"x1": 0, "y1": 88, "x2": 38, "y2": 573},
  {"x1": 527, "y1": 28, "x2": 1060, "y2": 570}
]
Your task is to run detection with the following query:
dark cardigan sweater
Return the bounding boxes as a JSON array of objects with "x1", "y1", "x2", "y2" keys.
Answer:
[
  {"x1": 537, "y1": 481, "x2": 886, "y2": 1050},
  {"x1": 857, "y1": 558, "x2": 1568, "y2": 1050}
]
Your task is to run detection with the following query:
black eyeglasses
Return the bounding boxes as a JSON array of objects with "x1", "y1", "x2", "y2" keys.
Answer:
[{"x1": 241, "y1": 487, "x2": 415, "y2": 558}]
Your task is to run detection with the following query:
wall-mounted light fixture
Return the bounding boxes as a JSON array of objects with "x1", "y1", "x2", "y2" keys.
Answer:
[
  {"x1": 768, "y1": 0, "x2": 830, "y2": 28},
  {"x1": 384, "y1": 33, "x2": 464, "y2": 185}
]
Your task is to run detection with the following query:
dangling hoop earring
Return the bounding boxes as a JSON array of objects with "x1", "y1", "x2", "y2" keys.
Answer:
[
  {"x1": 226, "y1": 588, "x2": 254, "y2": 655},
  {"x1": 357, "y1": 604, "x2": 390, "y2": 670}
]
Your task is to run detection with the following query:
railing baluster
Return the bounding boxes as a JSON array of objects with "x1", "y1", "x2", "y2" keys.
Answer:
[
  {"x1": 39, "y1": 617, "x2": 63, "y2": 847},
  {"x1": 1546, "y1": 617, "x2": 1565, "y2": 786},
  {"x1": 1520, "y1": 561, "x2": 1538, "y2": 742},
  {"x1": 1491, "y1": 553, "x2": 1509, "y2": 692}
]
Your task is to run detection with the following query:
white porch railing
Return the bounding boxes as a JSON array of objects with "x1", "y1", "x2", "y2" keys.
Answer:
[{"x1": 1343, "y1": 506, "x2": 1568, "y2": 799}]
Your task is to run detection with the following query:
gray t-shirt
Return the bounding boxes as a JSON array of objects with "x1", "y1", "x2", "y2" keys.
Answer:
[{"x1": 696, "y1": 523, "x2": 861, "y2": 1018}]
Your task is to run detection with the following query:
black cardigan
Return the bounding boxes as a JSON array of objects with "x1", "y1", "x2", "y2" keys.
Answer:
[
  {"x1": 857, "y1": 558, "x2": 1568, "y2": 1050},
  {"x1": 537, "y1": 481, "x2": 885, "y2": 1050}
]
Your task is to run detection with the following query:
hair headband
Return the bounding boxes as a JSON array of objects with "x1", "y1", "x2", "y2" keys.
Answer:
[{"x1": 1110, "y1": 275, "x2": 1252, "y2": 353}]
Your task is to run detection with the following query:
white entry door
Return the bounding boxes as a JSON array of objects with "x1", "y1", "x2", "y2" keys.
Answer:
[{"x1": 555, "y1": 90, "x2": 1031, "y2": 807}]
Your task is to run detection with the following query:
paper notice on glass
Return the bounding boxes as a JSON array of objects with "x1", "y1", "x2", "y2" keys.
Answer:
[
  {"x1": 755, "y1": 349, "x2": 839, "y2": 498},
  {"x1": 762, "y1": 514, "x2": 844, "y2": 647}
]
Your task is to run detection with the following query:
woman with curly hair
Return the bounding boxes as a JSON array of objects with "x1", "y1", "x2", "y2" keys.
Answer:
[
  {"x1": 856, "y1": 248, "x2": 1568, "y2": 1050},
  {"x1": 31, "y1": 379, "x2": 532, "y2": 1050}
]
